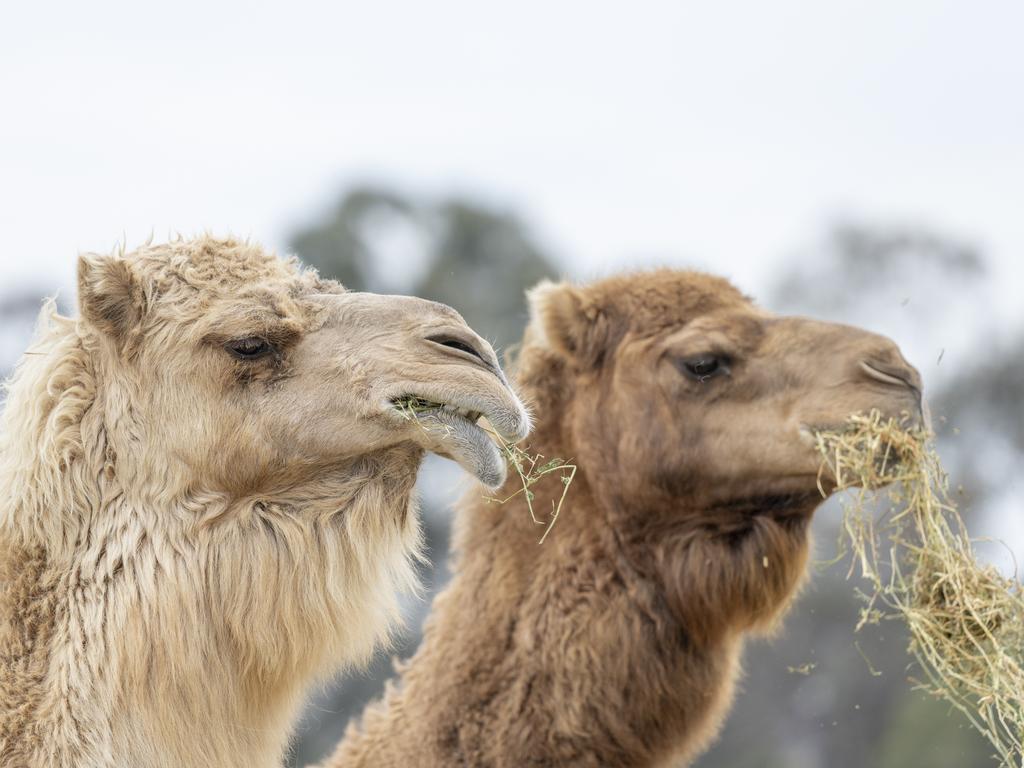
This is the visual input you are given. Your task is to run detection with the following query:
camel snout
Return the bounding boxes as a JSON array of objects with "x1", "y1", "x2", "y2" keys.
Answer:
[
  {"x1": 857, "y1": 346, "x2": 925, "y2": 429},
  {"x1": 424, "y1": 332, "x2": 504, "y2": 380},
  {"x1": 485, "y1": 397, "x2": 532, "y2": 443}
]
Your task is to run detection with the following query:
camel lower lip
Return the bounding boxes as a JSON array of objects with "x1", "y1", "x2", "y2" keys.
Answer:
[{"x1": 392, "y1": 396, "x2": 505, "y2": 489}]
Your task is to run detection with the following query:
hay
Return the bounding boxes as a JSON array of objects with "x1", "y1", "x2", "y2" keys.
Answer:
[
  {"x1": 815, "y1": 411, "x2": 1024, "y2": 766},
  {"x1": 393, "y1": 397, "x2": 576, "y2": 544}
]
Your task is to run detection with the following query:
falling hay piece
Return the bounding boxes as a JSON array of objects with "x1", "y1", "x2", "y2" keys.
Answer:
[
  {"x1": 788, "y1": 662, "x2": 817, "y2": 676},
  {"x1": 815, "y1": 411, "x2": 1024, "y2": 767}
]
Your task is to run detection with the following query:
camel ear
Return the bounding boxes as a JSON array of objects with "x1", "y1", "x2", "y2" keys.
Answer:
[
  {"x1": 77, "y1": 254, "x2": 144, "y2": 343},
  {"x1": 527, "y1": 280, "x2": 608, "y2": 365}
]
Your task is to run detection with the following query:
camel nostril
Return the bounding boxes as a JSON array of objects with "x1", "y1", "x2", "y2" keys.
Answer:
[
  {"x1": 859, "y1": 360, "x2": 921, "y2": 395},
  {"x1": 427, "y1": 334, "x2": 491, "y2": 367}
]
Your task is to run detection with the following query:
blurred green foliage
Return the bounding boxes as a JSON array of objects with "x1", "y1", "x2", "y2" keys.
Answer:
[
  {"x1": 875, "y1": 692, "x2": 996, "y2": 768},
  {"x1": 289, "y1": 186, "x2": 555, "y2": 350}
]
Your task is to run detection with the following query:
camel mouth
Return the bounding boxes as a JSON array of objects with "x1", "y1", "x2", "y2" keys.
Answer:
[
  {"x1": 390, "y1": 395, "x2": 509, "y2": 489},
  {"x1": 804, "y1": 418, "x2": 920, "y2": 493},
  {"x1": 725, "y1": 492, "x2": 825, "y2": 525},
  {"x1": 390, "y1": 396, "x2": 484, "y2": 425}
]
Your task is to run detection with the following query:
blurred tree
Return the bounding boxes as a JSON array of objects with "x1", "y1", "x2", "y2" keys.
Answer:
[
  {"x1": 773, "y1": 222, "x2": 985, "y2": 318},
  {"x1": 874, "y1": 691, "x2": 998, "y2": 768},
  {"x1": 936, "y1": 334, "x2": 1024, "y2": 489},
  {"x1": 416, "y1": 200, "x2": 553, "y2": 348},
  {"x1": 289, "y1": 187, "x2": 418, "y2": 293},
  {"x1": 289, "y1": 186, "x2": 556, "y2": 350}
]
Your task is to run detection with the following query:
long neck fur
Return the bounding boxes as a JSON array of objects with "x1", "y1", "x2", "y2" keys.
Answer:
[
  {"x1": 329, "y1": 336, "x2": 814, "y2": 768},
  {"x1": 0, "y1": 307, "x2": 422, "y2": 768}
]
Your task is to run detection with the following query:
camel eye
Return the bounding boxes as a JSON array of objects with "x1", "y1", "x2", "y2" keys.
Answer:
[
  {"x1": 677, "y1": 354, "x2": 729, "y2": 382},
  {"x1": 226, "y1": 337, "x2": 274, "y2": 360}
]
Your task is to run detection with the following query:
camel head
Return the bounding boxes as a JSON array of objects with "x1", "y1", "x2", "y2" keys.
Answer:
[
  {"x1": 76, "y1": 238, "x2": 530, "y2": 500},
  {"x1": 528, "y1": 270, "x2": 922, "y2": 514},
  {"x1": 0, "y1": 237, "x2": 534, "y2": 768},
  {"x1": 525, "y1": 270, "x2": 922, "y2": 637}
]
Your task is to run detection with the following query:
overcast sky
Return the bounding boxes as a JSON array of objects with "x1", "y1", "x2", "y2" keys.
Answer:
[{"x1": 2, "y1": 0, "x2": 1022, "y2": 314}]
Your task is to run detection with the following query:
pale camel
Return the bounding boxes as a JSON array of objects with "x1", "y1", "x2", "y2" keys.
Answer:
[
  {"x1": 0, "y1": 236, "x2": 529, "y2": 768},
  {"x1": 328, "y1": 269, "x2": 923, "y2": 768}
]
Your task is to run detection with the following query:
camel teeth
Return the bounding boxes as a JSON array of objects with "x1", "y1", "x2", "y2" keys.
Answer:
[{"x1": 446, "y1": 406, "x2": 483, "y2": 424}]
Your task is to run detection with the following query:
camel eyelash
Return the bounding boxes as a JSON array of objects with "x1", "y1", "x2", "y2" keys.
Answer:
[
  {"x1": 672, "y1": 352, "x2": 733, "y2": 382},
  {"x1": 225, "y1": 337, "x2": 277, "y2": 361}
]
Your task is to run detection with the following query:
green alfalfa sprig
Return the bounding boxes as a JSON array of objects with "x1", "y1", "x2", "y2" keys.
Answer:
[{"x1": 480, "y1": 427, "x2": 576, "y2": 545}]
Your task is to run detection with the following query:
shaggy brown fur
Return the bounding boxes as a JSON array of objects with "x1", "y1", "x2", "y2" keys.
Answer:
[
  {"x1": 0, "y1": 237, "x2": 529, "y2": 768},
  {"x1": 328, "y1": 270, "x2": 923, "y2": 767}
]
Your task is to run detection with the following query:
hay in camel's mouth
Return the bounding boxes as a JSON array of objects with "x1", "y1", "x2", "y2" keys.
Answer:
[
  {"x1": 392, "y1": 395, "x2": 576, "y2": 544},
  {"x1": 815, "y1": 411, "x2": 1024, "y2": 767},
  {"x1": 390, "y1": 395, "x2": 483, "y2": 424}
]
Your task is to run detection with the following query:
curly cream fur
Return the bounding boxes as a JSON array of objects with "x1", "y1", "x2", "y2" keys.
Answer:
[{"x1": 0, "y1": 237, "x2": 527, "y2": 767}]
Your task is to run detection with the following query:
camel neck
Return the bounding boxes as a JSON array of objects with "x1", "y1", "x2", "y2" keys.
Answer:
[
  {"x1": 331, "y1": 463, "x2": 743, "y2": 768},
  {"x1": 2, "y1": 452, "x2": 423, "y2": 768}
]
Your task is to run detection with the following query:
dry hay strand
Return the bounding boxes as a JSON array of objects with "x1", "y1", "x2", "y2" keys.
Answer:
[
  {"x1": 393, "y1": 396, "x2": 576, "y2": 544},
  {"x1": 815, "y1": 411, "x2": 1024, "y2": 766}
]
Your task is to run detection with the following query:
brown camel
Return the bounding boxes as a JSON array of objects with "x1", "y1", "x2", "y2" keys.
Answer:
[
  {"x1": 327, "y1": 269, "x2": 923, "y2": 768},
  {"x1": 0, "y1": 237, "x2": 529, "y2": 768}
]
